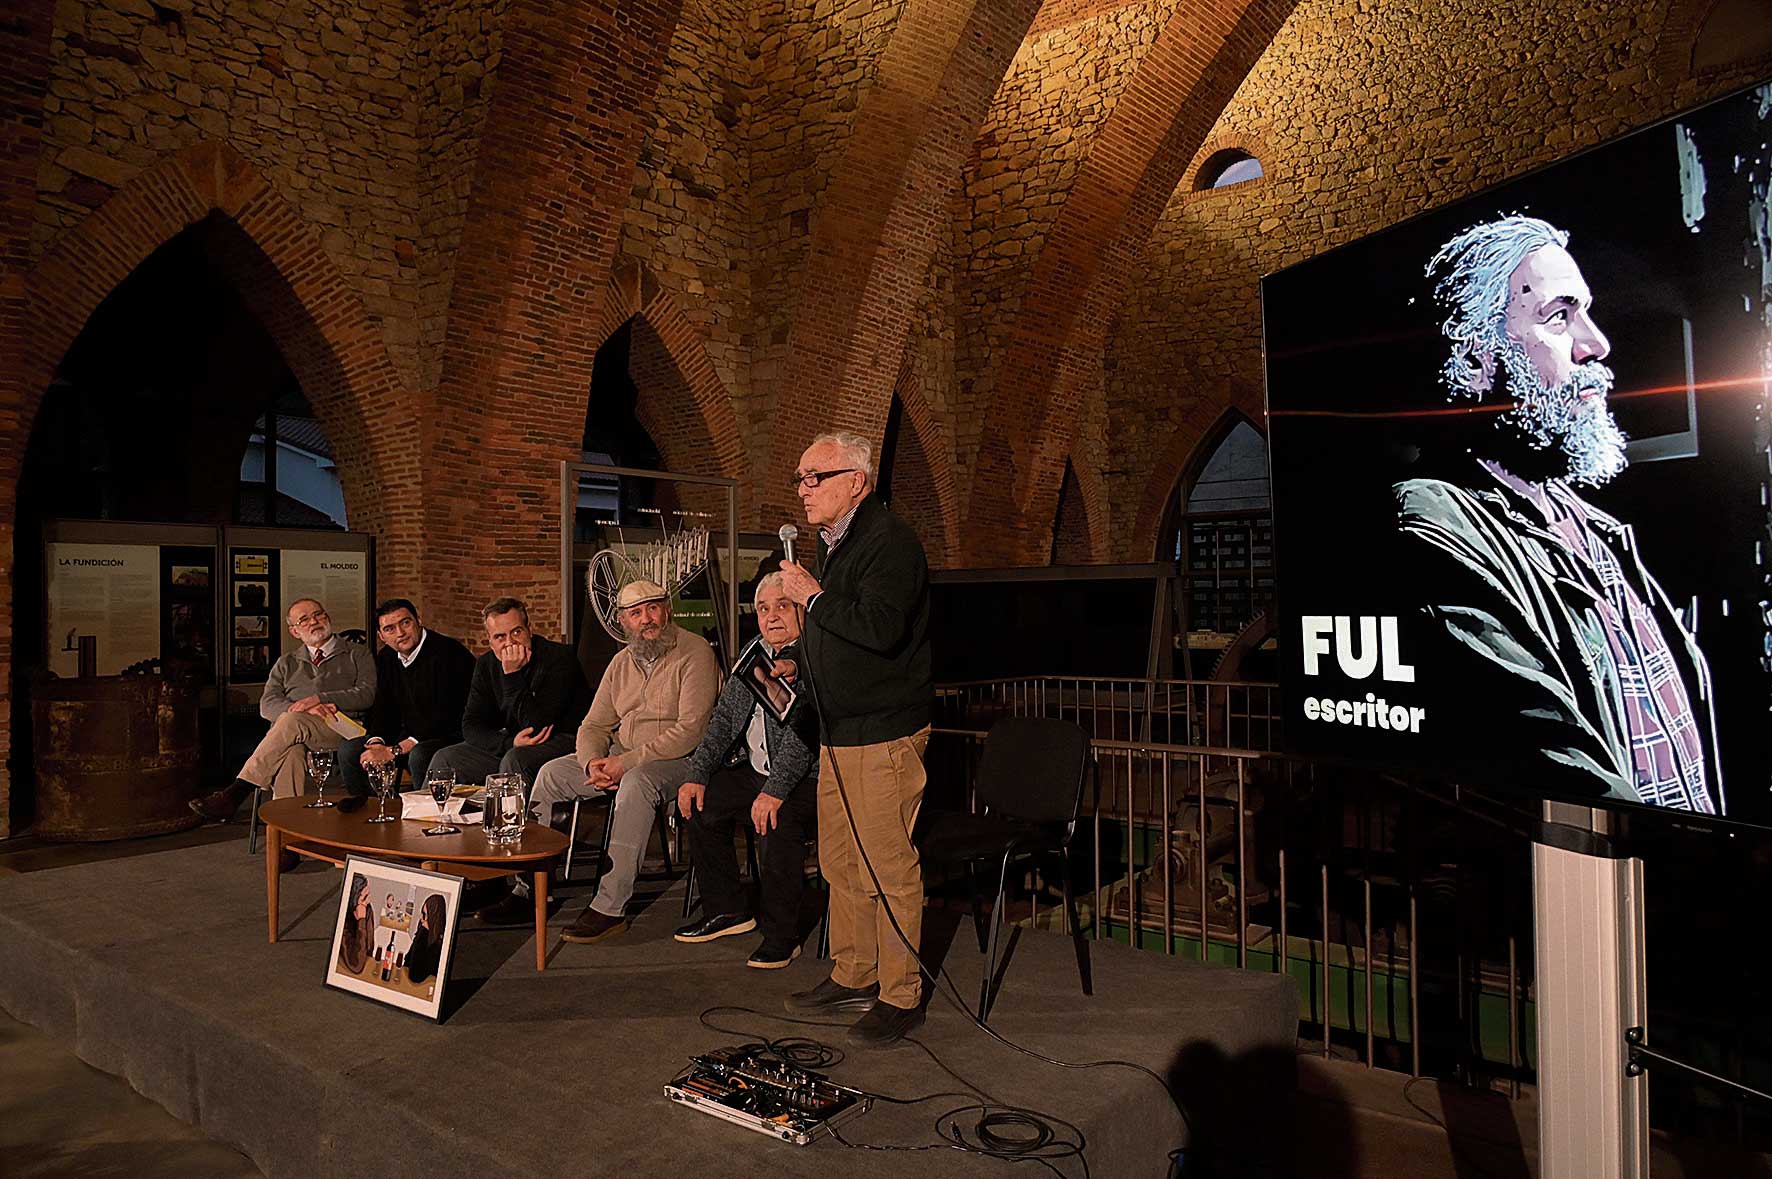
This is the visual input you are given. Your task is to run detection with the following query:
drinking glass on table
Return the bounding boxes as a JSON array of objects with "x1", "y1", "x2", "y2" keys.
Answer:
[
  {"x1": 303, "y1": 748, "x2": 338, "y2": 809},
  {"x1": 484, "y1": 774, "x2": 527, "y2": 845},
  {"x1": 365, "y1": 759, "x2": 400, "y2": 824},
  {"x1": 422, "y1": 767, "x2": 459, "y2": 836}
]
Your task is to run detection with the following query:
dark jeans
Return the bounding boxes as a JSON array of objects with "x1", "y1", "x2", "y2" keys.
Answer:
[
  {"x1": 338, "y1": 736, "x2": 455, "y2": 797},
  {"x1": 683, "y1": 764, "x2": 816, "y2": 946},
  {"x1": 427, "y1": 732, "x2": 578, "y2": 788}
]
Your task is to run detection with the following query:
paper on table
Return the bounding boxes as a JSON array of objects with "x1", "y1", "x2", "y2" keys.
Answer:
[{"x1": 399, "y1": 789, "x2": 484, "y2": 821}]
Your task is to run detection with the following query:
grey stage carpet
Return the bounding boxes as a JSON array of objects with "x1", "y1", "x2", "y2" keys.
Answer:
[{"x1": 0, "y1": 842, "x2": 1296, "y2": 1177}]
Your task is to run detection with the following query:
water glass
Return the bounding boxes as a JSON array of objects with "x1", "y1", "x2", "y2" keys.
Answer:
[
  {"x1": 303, "y1": 748, "x2": 338, "y2": 809},
  {"x1": 423, "y1": 767, "x2": 459, "y2": 836},
  {"x1": 484, "y1": 774, "x2": 528, "y2": 845},
  {"x1": 365, "y1": 759, "x2": 400, "y2": 824}
]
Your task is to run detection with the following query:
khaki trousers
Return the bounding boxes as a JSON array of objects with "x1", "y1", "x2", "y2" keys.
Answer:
[
  {"x1": 239, "y1": 711, "x2": 343, "y2": 800},
  {"x1": 817, "y1": 727, "x2": 929, "y2": 1010}
]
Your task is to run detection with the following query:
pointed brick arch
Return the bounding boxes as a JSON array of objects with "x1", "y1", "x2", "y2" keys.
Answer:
[
  {"x1": 0, "y1": 138, "x2": 422, "y2": 836},
  {"x1": 15, "y1": 139, "x2": 422, "y2": 584},
  {"x1": 423, "y1": 0, "x2": 683, "y2": 639},
  {"x1": 887, "y1": 350, "x2": 961, "y2": 563},
  {"x1": 962, "y1": 0, "x2": 1299, "y2": 564},
  {"x1": 591, "y1": 262, "x2": 747, "y2": 488},
  {"x1": 755, "y1": 0, "x2": 1045, "y2": 527},
  {"x1": 1054, "y1": 453, "x2": 1109, "y2": 564},
  {"x1": 1138, "y1": 401, "x2": 1266, "y2": 562}
]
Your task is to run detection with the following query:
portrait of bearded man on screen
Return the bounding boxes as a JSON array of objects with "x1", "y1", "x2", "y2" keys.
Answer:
[{"x1": 1392, "y1": 213, "x2": 1722, "y2": 813}]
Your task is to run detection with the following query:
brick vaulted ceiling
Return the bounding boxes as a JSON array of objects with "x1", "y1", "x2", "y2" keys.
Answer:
[{"x1": 0, "y1": 0, "x2": 1757, "y2": 834}]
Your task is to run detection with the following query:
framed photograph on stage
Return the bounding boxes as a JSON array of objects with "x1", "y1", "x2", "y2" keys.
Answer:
[
  {"x1": 326, "y1": 856, "x2": 463, "y2": 1021},
  {"x1": 732, "y1": 638, "x2": 798, "y2": 723}
]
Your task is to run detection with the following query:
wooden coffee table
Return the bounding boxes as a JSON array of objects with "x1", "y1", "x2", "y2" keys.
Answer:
[{"x1": 260, "y1": 796, "x2": 570, "y2": 970}]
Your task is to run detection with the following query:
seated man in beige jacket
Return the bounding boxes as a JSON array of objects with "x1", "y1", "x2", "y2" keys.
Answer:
[{"x1": 477, "y1": 580, "x2": 719, "y2": 943}]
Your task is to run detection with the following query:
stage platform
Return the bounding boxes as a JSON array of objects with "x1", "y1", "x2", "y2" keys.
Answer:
[{"x1": 0, "y1": 841, "x2": 1296, "y2": 1177}]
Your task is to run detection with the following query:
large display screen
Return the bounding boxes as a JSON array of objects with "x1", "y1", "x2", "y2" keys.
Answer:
[{"x1": 1264, "y1": 79, "x2": 1772, "y2": 826}]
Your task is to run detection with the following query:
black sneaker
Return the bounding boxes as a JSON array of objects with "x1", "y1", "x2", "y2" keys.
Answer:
[
  {"x1": 747, "y1": 941, "x2": 802, "y2": 970},
  {"x1": 784, "y1": 976, "x2": 879, "y2": 1014},
  {"x1": 675, "y1": 912, "x2": 757, "y2": 943},
  {"x1": 847, "y1": 999, "x2": 924, "y2": 1046},
  {"x1": 475, "y1": 892, "x2": 535, "y2": 927}
]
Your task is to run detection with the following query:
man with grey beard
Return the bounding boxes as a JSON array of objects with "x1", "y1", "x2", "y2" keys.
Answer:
[
  {"x1": 1394, "y1": 214, "x2": 1722, "y2": 812},
  {"x1": 477, "y1": 579, "x2": 720, "y2": 937}
]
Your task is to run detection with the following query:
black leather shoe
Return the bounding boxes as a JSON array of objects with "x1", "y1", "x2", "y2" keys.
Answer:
[
  {"x1": 475, "y1": 893, "x2": 534, "y2": 927},
  {"x1": 784, "y1": 976, "x2": 879, "y2": 1014},
  {"x1": 847, "y1": 999, "x2": 924, "y2": 1046},
  {"x1": 674, "y1": 912, "x2": 756, "y2": 943},
  {"x1": 747, "y1": 941, "x2": 802, "y2": 970}
]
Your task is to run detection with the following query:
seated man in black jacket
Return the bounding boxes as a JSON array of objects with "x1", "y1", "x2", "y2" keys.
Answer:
[
  {"x1": 339, "y1": 599, "x2": 476, "y2": 797},
  {"x1": 673, "y1": 572, "x2": 819, "y2": 969},
  {"x1": 429, "y1": 597, "x2": 590, "y2": 787}
]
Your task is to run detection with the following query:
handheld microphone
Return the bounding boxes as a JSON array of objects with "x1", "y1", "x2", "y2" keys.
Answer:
[{"x1": 778, "y1": 523, "x2": 798, "y2": 566}]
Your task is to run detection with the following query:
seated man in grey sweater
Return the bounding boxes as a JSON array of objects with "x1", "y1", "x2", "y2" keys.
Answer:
[
  {"x1": 189, "y1": 598, "x2": 377, "y2": 825},
  {"x1": 672, "y1": 572, "x2": 819, "y2": 969}
]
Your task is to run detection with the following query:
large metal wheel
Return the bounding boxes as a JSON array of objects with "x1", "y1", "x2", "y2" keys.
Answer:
[{"x1": 586, "y1": 548, "x2": 643, "y2": 641}]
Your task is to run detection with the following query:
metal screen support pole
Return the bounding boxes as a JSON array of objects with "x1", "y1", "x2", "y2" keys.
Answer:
[{"x1": 1533, "y1": 801, "x2": 1648, "y2": 1179}]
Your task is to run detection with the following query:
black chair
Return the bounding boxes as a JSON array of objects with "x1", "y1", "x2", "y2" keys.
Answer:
[
  {"x1": 563, "y1": 789, "x2": 675, "y2": 883},
  {"x1": 918, "y1": 716, "x2": 1092, "y2": 1022}
]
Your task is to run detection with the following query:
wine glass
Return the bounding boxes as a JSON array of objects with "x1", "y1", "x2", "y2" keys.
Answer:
[
  {"x1": 303, "y1": 748, "x2": 338, "y2": 809},
  {"x1": 423, "y1": 767, "x2": 459, "y2": 836},
  {"x1": 365, "y1": 759, "x2": 400, "y2": 824}
]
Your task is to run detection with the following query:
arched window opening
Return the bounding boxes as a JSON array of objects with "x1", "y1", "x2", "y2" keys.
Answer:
[
  {"x1": 1164, "y1": 419, "x2": 1274, "y2": 676},
  {"x1": 26, "y1": 214, "x2": 343, "y2": 531},
  {"x1": 237, "y1": 388, "x2": 348, "y2": 528},
  {"x1": 574, "y1": 317, "x2": 667, "y2": 543},
  {"x1": 1197, "y1": 149, "x2": 1264, "y2": 191}
]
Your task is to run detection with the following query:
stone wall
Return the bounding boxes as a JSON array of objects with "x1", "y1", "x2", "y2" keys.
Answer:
[
  {"x1": 1104, "y1": 0, "x2": 1768, "y2": 558},
  {"x1": 618, "y1": 0, "x2": 751, "y2": 442},
  {"x1": 740, "y1": 0, "x2": 905, "y2": 490},
  {"x1": 952, "y1": 1, "x2": 1178, "y2": 504},
  {"x1": 38, "y1": 0, "x2": 425, "y2": 393},
  {"x1": 411, "y1": 0, "x2": 507, "y2": 396}
]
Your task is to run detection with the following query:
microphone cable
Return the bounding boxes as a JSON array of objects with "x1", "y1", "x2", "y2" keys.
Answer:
[{"x1": 793, "y1": 606, "x2": 1195, "y2": 1171}]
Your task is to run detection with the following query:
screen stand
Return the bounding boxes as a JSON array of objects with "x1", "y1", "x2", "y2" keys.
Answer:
[{"x1": 1532, "y1": 802, "x2": 1649, "y2": 1178}]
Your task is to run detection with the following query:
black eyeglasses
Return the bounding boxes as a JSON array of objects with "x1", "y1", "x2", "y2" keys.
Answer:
[{"x1": 790, "y1": 468, "x2": 856, "y2": 490}]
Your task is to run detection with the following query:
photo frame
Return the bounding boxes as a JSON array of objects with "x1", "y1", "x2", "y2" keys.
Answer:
[
  {"x1": 326, "y1": 856, "x2": 463, "y2": 1021},
  {"x1": 732, "y1": 637, "x2": 798, "y2": 724}
]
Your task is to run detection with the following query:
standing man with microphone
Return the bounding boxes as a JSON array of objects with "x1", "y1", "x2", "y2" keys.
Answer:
[{"x1": 774, "y1": 431, "x2": 933, "y2": 1046}]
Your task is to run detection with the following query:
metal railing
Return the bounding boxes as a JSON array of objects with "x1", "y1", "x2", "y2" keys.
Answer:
[
  {"x1": 935, "y1": 675, "x2": 1283, "y2": 753},
  {"x1": 929, "y1": 676, "x2": 1536, "y2": 1090}
]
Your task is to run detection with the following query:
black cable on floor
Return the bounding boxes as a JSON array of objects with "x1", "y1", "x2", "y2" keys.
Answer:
[
  {"x1": 801, "y1": 665, "x2": 1194, "y2": 1160},
  {"x1": 696, "y1": 1005, "x2": 1086, "y2": 1176}
]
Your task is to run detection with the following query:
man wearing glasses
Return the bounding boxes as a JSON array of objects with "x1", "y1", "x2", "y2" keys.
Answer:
[
  {"x1": 773, "y1": 432, "x2": 933, "y2": 1046},
  {"x1": 189, "y1": 598, "x2": 378, "y2": 825}
]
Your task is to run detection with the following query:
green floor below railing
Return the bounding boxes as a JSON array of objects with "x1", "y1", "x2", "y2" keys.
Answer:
[{"x1": 1098, "y1": 919, "x2": 1535, "y2": 1069}]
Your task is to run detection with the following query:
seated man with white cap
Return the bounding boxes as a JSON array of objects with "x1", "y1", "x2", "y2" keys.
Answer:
[{"x1": 476, "y1": 579, "x2": 720, "y2": 940}]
